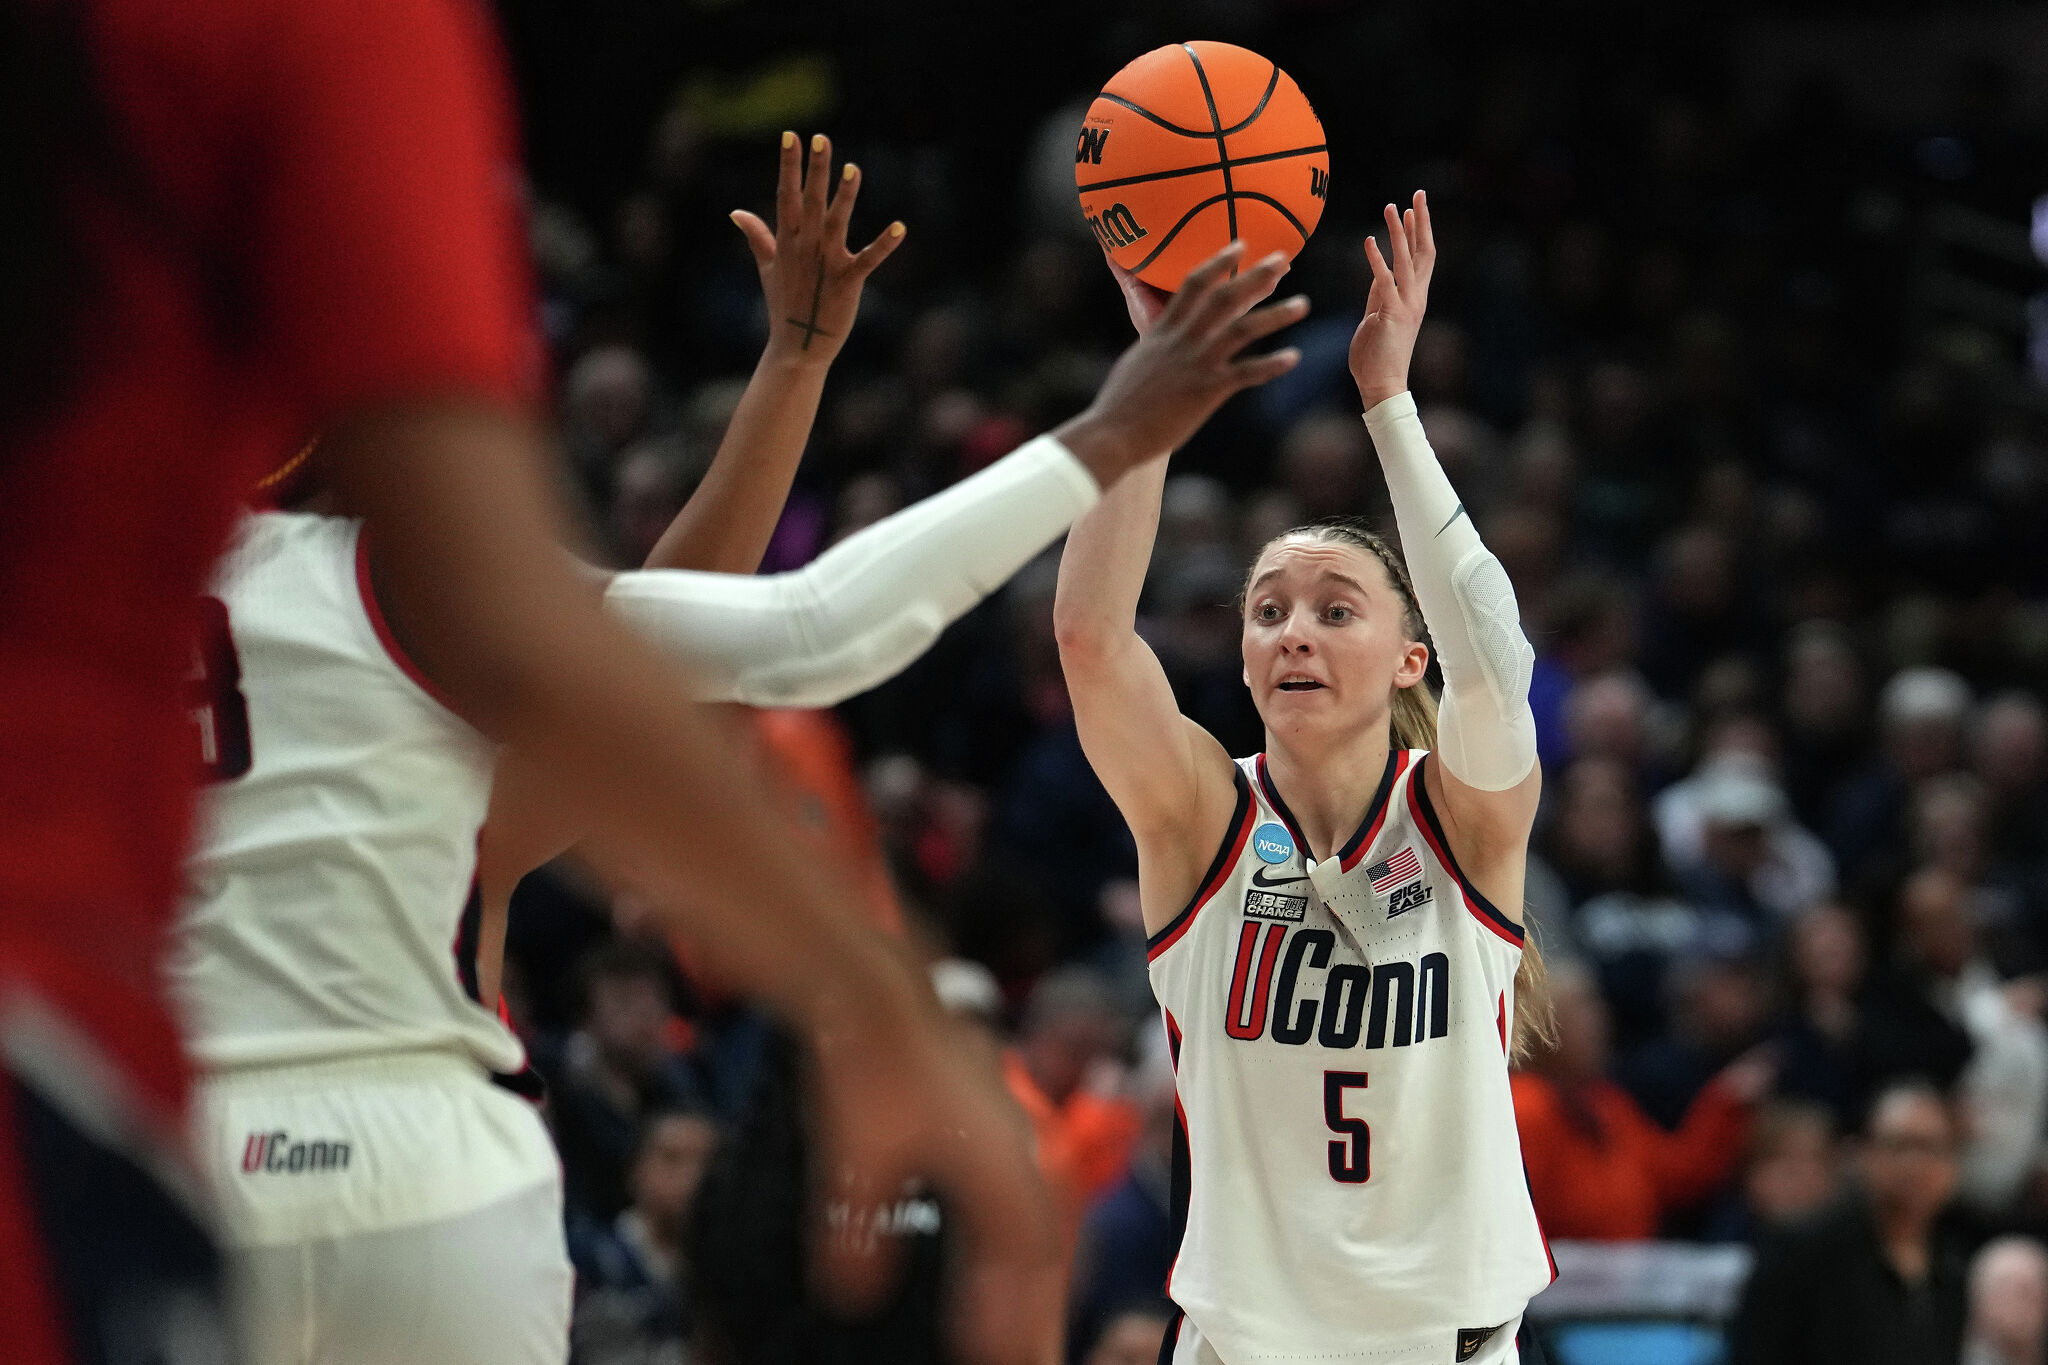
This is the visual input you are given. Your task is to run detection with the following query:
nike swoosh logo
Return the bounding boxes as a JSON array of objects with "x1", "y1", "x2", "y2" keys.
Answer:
[
  {"x1": 1250, "y1": 866, "x2": 1309, "y2": 888},
  {"x1": 1436, "y1": 502, "x2": 1469, "y2": 537}
]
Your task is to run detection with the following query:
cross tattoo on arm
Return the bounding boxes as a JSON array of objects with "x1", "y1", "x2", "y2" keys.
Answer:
[{"x1": 784, "y1": 254, "x2": 832, "y2": 350}]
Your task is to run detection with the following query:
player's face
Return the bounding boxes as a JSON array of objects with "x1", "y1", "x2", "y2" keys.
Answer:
[{"x1": 1240, "y1": 538, "x2": 1426, "y2": 739}]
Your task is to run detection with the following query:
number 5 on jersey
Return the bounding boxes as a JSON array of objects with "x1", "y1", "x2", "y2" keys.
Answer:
[{"x1": 1325, "y1": 1070, "x2": 1369, "y2": 1183}]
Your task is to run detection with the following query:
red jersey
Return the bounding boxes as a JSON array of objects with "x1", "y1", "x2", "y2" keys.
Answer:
[{"x1": 0, "y1": 0, "x2": 538, "y2": 1126}]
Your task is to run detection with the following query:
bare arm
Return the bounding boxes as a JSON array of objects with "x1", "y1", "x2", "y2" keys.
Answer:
[
  {"x1": 646, "y1": 131, "x2": 902, "y2": 574},
  {"x1": 478, "y1": 130, "x2": 904, "y2": 946},
  {"x1": 1053, "y1": 251, "x2": 1305, "y2": 934}
]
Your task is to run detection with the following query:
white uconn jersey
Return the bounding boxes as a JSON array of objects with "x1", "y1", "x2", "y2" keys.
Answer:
[
  {"x1": 1147, "y1": 750, "x2": 1553, "y2": 1365},
  {"x1": 171, "y1": 512, "x2": 523, "y2": 1076}
]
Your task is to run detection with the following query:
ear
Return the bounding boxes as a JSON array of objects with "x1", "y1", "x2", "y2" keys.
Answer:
[{"x1": 1393, "y1": 640, "x2": 1430, "y2": 690}]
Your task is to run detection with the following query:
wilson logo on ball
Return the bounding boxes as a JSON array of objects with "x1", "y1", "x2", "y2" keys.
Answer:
[
  {"x1": 1310, "y1": 167, "x2": 1328, "y2": 200},
  {"x1": 1076, "y1": 126, "x2": 1111, "y2": 165},
  {"x1": 1088, "y1": 203, "x2": 1148, "y2": 250}
]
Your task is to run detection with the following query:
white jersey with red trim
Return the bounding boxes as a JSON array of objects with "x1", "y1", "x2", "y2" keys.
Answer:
[
  {"x1": 1146, "y1": 749, "x2": 1552, "y2": 1365},
  {"x1": 170, "y1": 511, "x2": 523, "y2": 1075}
]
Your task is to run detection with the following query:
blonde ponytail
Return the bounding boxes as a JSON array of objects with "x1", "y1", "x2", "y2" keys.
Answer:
[
  {"x1": 1391, "y1": 678, "x2": 1438, "y2": 752},
  {"x1": 1245, "y1": 517, "x2": 1556, "y2": 1063}
]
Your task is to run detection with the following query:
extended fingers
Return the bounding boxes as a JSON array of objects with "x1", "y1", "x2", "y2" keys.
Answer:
[
  {"x1": 730, "y1": 209, "x2": 777, "y2": 271},
  {"x1": 847, "y1": 219, "x2": 908, "y2": 279},
  {"x1": 1161, "y1": 241, "x2": 1246, "y2": 326},
  {"x1": 826, "y1": 159, "x2": 861, "y2": 244},
  {"x1": 1414, "y1": 189, "x2": 1436, "y2": 272},
  {"x1": 1228, "y1": 345, "x2": 1302, "y2": 392},
  {"x1": 775, "y1": 130, "x2": 802, "y2": 233},
  {"x1": 1363, "y1": 233, "x2": 1396, "y2": 290},
  {"x1": 1383, "y1": 202, "x2": 1412, "y2": 287},
  {"x1": 1216, "y1": 294, "x2": 1309, "y2": 357},
  {"x1": 1186, "y1": 250, "x2": 1290, "y2": 339},
  {"x1": 804, "y1": 133, "x2": 832, "y2": 223}
]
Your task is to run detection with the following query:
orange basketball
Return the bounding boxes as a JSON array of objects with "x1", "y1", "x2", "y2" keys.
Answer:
[{"x1": 1075, "y1": 42, "x2": 1329, "y2": 292}]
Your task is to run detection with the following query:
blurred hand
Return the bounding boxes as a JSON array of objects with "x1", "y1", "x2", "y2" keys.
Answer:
[
  {"x1": 807, "y1": 967, "x2": 1062, "y2": 1365},
  {"x1": 1102, "y1": 250, "x2": 1171, "y2": 336},
  {"x1": 1057, "y1": 242, "x2": 1306, "y2": 482},
  {"x1": 735, "y1": 131, "x2": 905, "y2": 369},
  {"x1": 1349, "y1": 190, "x2": 1435, "y2": 410}
]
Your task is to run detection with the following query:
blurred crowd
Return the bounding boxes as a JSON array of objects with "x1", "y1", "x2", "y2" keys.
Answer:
[{"x1": 481, "y1": 1, "x2": 2048, "y2": 1361}]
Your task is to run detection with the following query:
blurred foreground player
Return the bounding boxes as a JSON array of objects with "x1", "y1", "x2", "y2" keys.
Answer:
[
  {"x1": 173, "y1": 113, "x2": 1304, "y2": 1356},
  {"x1": 0, "y1": 1, "x2": 1069, "y2": 1361}
]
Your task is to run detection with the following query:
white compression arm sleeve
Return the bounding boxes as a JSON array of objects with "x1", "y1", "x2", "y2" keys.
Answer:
[
  {"x1": 603, "y1": 435, "x2": 1099, "y2": 709},
  {"x1": 1364, "y1": 392, "x2": 1538, "y2": 791}
]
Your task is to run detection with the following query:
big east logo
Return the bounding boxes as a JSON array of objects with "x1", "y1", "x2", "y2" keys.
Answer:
[{"x1": 1223, "y1": 924, "x2": 1450, "y2": 1051}]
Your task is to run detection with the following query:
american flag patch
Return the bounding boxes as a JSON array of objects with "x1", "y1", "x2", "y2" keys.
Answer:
[{"x1": 1366, "y1": 847, "x2": 1423, "y2": 893}]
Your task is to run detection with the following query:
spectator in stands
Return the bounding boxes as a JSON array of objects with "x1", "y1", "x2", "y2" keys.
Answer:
[
  {"x1": 1069, "y1": 1045, "x2": 1177, "y2": 1354},
  {"x1": 1659, "y1": 753, "x2": 1836, "y2": 926},
  {"x1": 1963, "y1": 1236, "x2": 2048, "y2": 1365},
  {"x1": 1513, "y1": 962, "x2": 1768, "y2": 1239},
  {"x1": 1618, "y1": 950, "x2": 1776, "y2": 1131},
  {"x1": 1703, "y1": 1100, "x2": 1842, "y2": 1243},
  {"x1": 570, "y1": 1107, "x2": 718, "y2": 1365},
  {"x1": 1893, "y1": 867, "x2": 2048, "y2": 1215},
  {"x1": 1780, "y1": 622, "x2": 1873, "y2": 835},
  {"x1": 1732, "y1": 1078, "x2": 1970, "y2": 1365},
  {"x1": 1547, "y1": 755, "x2": 1735, "y2": 1048},
  {"x1": 545, "y1": 938, "x2": 707, "y2": 1227},
  {"x1": 1775, "y1": 902, "x2": 1882, "y2": 1121},
  {"x1": 1085, "y1": 1303, "x2": 1178, "y2": 1365},
  {"x1": 1974, "y1": 693, "x2": 2048, "y2": 869},
  {"x1": 1004, "y1": 967, "x2": 1141, "y2": 1234},
  {"x1": 1830, "y1": 667, "x2": 1973, "y2": 897}
]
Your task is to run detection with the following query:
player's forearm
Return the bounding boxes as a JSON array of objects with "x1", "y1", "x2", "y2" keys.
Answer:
[
  {"x1": 609, "y1": 433, "x2": 1099, "y2": 707},
  {"x1": 643, "y1": 350, "x2": 830, "y2": 574},
  {"x1": 1363, "y1": 392, "x2": 1536, "y2": 791},
  {"x1": 1052, "y1": 447, "x2": 1169, "y2": 654}
]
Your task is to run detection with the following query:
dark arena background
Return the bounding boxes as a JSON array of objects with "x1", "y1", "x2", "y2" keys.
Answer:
[{"x1": 487, "y1": 2, "x2": 2048, "y2": 1362}]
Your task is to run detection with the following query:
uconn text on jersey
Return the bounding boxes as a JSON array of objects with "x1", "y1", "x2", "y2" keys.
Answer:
[{"x1": 1223, "y1": 924, "x2": 1451, "y2": 1050}]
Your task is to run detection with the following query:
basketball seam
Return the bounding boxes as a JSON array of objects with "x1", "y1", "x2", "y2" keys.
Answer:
[
  {"x1": 1181, "y1": 44, "x2": 1238, "y2": 249},
  {"x1": 1128, "y1": 188, "x2": 1312, "y2": 276},
  {"x1": 1094, "y1": 92, "x2": 1213, "y2": 139},
  {"x1": 1218, "y1": 65, "x2": 1283, "y2": 136},
  {"x1": 1093, "y1": 64, "x2": 1281, "y2": 140},
  {"x1": 1077, "y1": 142, "x2": 1328, "y2": 194}
]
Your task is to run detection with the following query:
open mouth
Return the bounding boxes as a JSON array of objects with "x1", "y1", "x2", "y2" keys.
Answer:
[{"x1": 1277, "y1": 679, "x2": 1325, "y2": 692}]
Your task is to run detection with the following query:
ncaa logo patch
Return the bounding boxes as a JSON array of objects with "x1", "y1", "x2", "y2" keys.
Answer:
[{"x1": 1252, "y1": 822, "x2": 1294, "y2": 865}]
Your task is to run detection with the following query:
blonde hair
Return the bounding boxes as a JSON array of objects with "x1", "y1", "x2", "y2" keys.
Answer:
[{"x1": 1244, "y1": 519, "x2": 1558, "y2": 1062}]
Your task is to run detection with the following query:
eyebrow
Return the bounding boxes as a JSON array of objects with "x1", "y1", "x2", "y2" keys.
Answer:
[{"x1": 1249, "y1": 568, "x2": 1371, "y2": 595}]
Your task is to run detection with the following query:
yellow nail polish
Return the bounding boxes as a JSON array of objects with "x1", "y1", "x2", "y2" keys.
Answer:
[
  {"x1": 781, "y1": 131, "x2": 795, "y2": 149},
  {"x1": 842, "y1": 163, "x2": 857, "y2": 181},
  {"x1": 812, "y1": 134, "x2": 826, "y2": 152},
  {"x1": 888, "y1": 222, "x2": 906, "y2": 238}
]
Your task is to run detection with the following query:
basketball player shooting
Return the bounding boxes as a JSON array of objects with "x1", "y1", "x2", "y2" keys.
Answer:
[{"x1": 1055, "y1": 194, "x2": 1557, "y2": 1365}]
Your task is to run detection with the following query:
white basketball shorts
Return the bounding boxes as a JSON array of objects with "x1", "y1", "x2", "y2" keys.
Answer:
[
  {"x1": 1166, "y1": 1311, "x2": 1528, "y2": 1365},
  {"x1": 191, "y1": 1049, "x2": 571, "y2": 1365}
]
